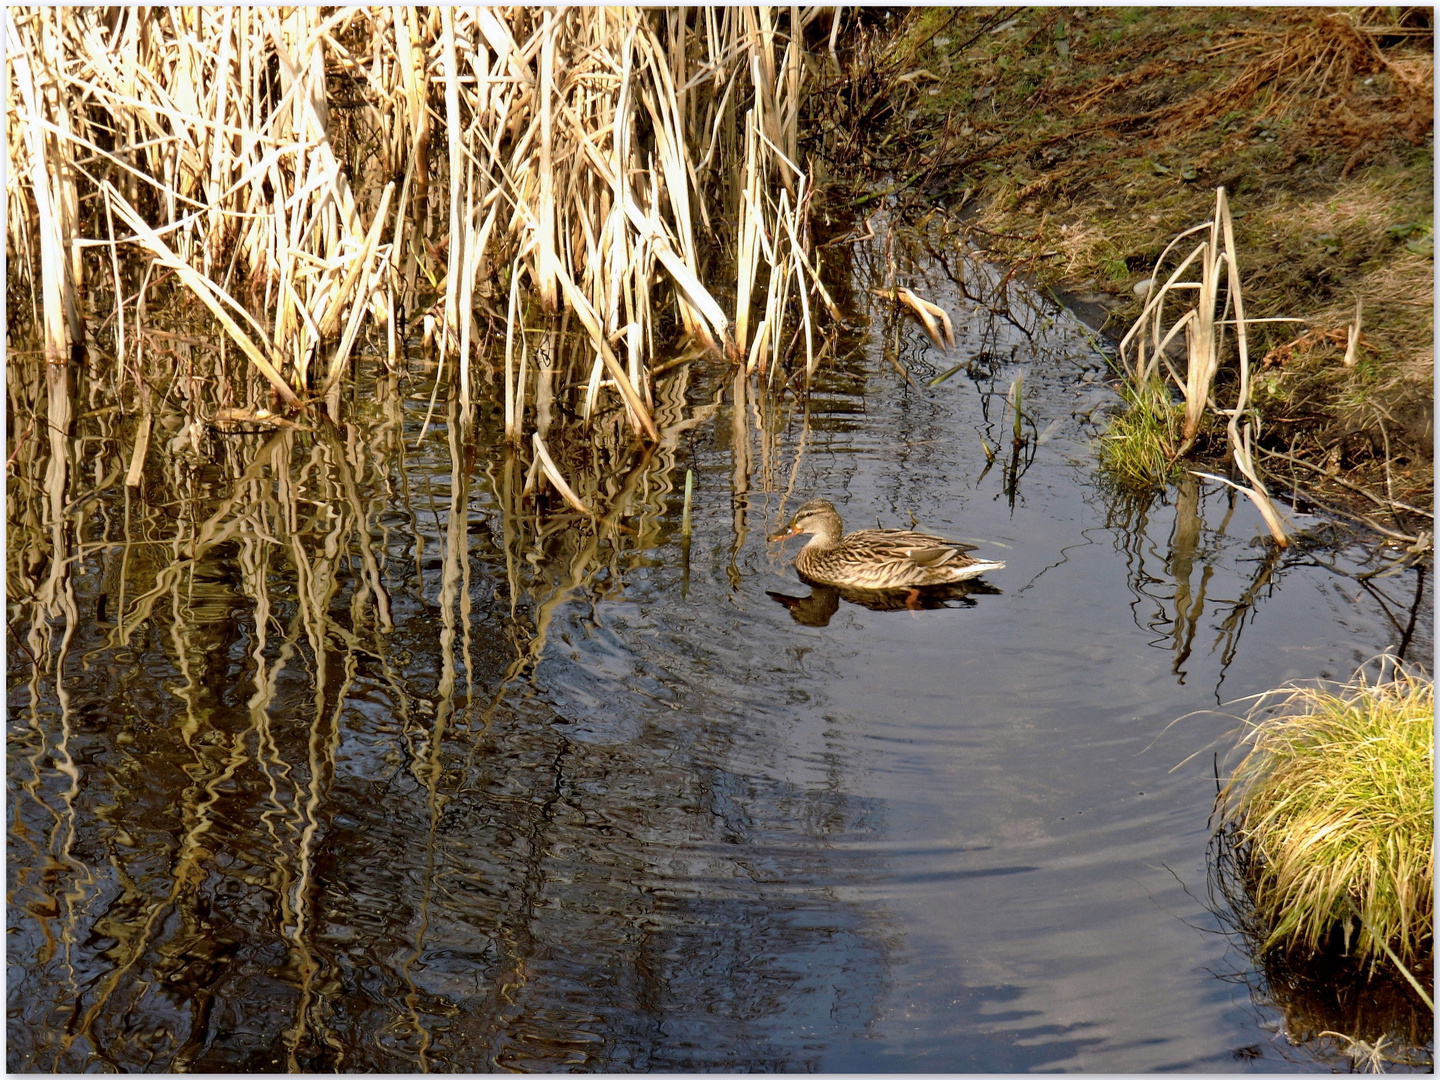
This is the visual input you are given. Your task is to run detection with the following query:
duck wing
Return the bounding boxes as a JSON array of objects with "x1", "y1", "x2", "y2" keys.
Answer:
[
  {"x1": 849, "y1": 529, "x2": 977, "y2": 567},
  {"x1": 907, "y1": 545, "x2": 960, "y2": 568}
]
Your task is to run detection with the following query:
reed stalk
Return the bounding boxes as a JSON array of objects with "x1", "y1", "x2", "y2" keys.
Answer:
[
  {"x1": 682, "y1": 467, "x2": 694, "y2": 539},
  {"x1": 1011, "y1": 374, "x2": 1024, "y2": 446}
]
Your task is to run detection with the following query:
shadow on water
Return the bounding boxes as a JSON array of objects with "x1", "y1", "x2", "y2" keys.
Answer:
[
  {"x1": 1206, "y1": 817, "x2": 1435, "y2": 1072},
  {"x1": 767, "y1": 580, "x2": 1001, "y2": 628},
  {"x1": 8, "y1": 208, "x2": 1430, "y2": 1072}
]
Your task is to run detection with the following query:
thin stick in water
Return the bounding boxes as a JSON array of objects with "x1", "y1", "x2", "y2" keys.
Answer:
[{"x1": 681, "y1": 468, "x2": 694, "y2": 539}]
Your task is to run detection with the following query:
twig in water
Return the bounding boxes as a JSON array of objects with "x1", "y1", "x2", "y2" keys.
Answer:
[
  {"x1": 5, "y1": 417, "x2": 35, "y2": 470},
  {"x1": 1257, "y1": 447, "x2": 1433, "y2": 520}
]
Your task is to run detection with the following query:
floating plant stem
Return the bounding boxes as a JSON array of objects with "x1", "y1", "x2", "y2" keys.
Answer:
[
  {"x1": 1011, "y1": 374, "x2": 1024, "y2": 446},
  {"x1": 682, "y1": 468, "x2": 694, "y2": 540}
]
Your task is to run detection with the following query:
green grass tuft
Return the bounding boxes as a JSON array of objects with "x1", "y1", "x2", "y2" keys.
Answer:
[
  {"x1": 1097, "y1": 379, "x2": 1183, "y2": 490},
  {"x1": 1218, "y1": 666, "x2": 1435, "y2": 970}
]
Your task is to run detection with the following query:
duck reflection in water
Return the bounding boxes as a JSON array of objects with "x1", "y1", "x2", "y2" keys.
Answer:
[{"x1": 767, "y1": 579, "x2": 1001, "y2": 627}]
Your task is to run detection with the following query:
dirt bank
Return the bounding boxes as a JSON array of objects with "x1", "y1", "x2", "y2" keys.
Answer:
[{"x1": 807, "y1": 6, "x2": 1433, "y2": 531}]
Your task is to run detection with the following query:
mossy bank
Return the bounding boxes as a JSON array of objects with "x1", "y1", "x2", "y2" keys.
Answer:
[{"x1": 808, "y1": 7, "x2": 1433, "y2": 521}]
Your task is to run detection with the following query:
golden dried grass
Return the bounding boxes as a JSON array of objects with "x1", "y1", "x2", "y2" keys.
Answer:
[
  {"x1": 1157, "y1": 13, "x2": 1388, "y2": 137},
  {"x1": 1217, "y1": 662, "x2": 1434, "y2": 973}
]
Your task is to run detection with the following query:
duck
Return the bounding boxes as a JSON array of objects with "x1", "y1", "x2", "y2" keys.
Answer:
[{"x1": 768, "y1": 498, "x2": 1004, "y2": 590}]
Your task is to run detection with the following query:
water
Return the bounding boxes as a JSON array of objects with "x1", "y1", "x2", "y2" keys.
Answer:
[{"x1": 7, "y1": 217, "x2": 1430, "y2": 1072}]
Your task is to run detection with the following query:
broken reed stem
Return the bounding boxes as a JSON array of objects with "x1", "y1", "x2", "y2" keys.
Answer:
[
  {"x1": 681, "y1": 468, "x2": 694, "y2": 539},
  {"x1": 532, "y1": 431, "x2": 593, "y2": 517}
]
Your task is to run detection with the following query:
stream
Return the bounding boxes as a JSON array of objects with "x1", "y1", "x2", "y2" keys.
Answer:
[{"x1": 7, "y1": 212, "x2": 1430, "y2": 1072}]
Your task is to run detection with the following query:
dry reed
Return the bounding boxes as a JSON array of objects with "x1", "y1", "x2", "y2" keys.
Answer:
[
  {"x1": 6, "y1": 7, "x2": 833, "y2": 494},
  {"x1": 1116, "y1": 186, "x2": 1294, "y2": 545}
]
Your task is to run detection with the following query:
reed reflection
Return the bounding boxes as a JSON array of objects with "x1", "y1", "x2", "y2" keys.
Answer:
[
  {"x1": 6, "y1": 329, "x2": 895, "y2": 1071},
  {"x1": 1103, "y1": 467, "x2": 1431, "y2": 703}
]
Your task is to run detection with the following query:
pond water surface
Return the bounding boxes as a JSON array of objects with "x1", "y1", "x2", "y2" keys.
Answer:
[{"x1": 7, "y1": 218, "x2": 1430, "y2": 1072}]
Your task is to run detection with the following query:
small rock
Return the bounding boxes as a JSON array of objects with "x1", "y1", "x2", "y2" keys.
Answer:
[{"x1": 1133, "y1": 278, "x2": 1154, "y2": 297}]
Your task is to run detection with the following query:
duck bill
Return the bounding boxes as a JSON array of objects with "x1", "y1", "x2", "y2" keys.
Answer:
[{"x1": 767, "y1": 523, "x2": 800, "y2": 543}]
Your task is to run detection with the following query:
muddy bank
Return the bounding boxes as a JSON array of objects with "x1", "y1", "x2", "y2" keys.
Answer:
[{"x1": 807, "y1": 7, "x2": 1433, "y2": 525}]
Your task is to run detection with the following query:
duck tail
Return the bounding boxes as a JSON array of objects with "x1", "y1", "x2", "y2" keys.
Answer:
[{"x1": 951, "y1": 559, "x2": 1005, "y2": 581}]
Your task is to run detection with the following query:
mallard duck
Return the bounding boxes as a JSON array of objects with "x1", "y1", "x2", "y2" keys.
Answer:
[{"x1": 768, "y1": 498, "x2": 1004, "y2": 590}]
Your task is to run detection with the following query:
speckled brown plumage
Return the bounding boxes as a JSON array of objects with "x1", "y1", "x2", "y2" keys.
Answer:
[{"x1": 769, "y1": 499, "x2": 1005, "y2": 590}]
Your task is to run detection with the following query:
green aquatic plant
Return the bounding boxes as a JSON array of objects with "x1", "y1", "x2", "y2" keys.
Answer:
[
  {"x1": 1098, "y1": 378, "x2": 1184, "y2": 491},
  {"x1": 1216, "y1": 664, "x2": 1434, "y2": 978}
]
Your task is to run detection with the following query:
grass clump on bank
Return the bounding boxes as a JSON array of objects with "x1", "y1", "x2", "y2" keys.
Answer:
[
  {"x1": 1216, "y1": 664, "x2": 1434, "y2": 982},
  {"x1": 1098, "y1": 379, "x2": 1184, "y2": 491}
]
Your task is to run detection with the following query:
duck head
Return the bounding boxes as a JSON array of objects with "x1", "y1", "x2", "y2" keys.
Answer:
[{"x1": 767, "y1": 499, "x2": 844, "y2": 546}]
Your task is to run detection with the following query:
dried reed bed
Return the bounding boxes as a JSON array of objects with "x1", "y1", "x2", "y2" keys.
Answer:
[{"x1": 6, "y1": 7, "x2": 834, "y2": 472}]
